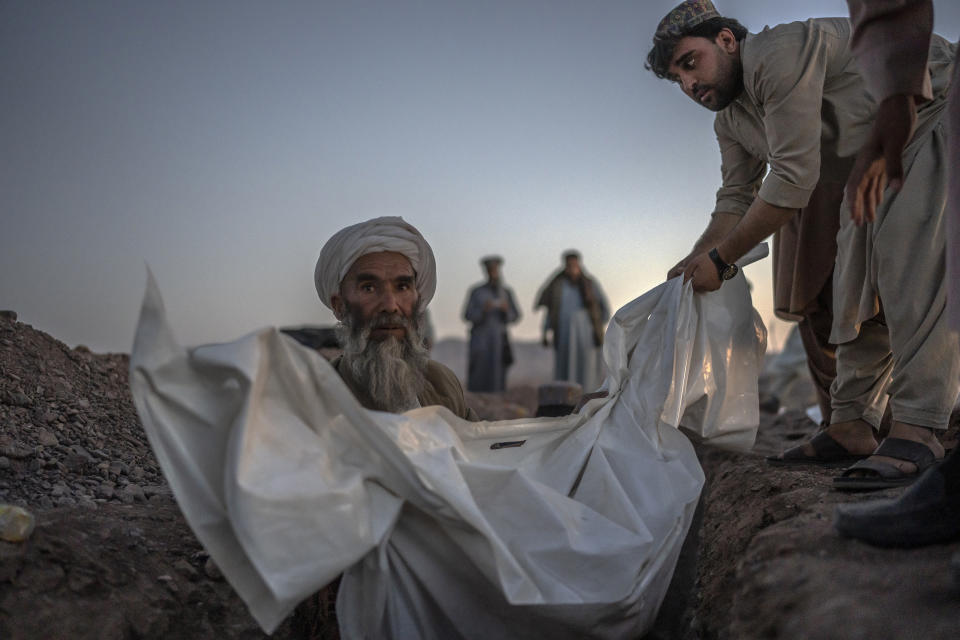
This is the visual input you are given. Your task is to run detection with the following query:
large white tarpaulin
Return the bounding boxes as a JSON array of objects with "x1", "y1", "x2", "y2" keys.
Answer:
[{"x1": 129, "y1": 253, "x2": 765, "y2": 638}]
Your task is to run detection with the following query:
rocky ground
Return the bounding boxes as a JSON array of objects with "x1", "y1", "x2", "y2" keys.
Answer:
[{"x1": 0, "y1": 311, "x2": 957, "y2": 639}]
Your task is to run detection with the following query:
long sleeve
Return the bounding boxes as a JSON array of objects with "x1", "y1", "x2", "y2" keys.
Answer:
[{"x1": 713, "y1": 118, "x2": 766, "y2": 217}]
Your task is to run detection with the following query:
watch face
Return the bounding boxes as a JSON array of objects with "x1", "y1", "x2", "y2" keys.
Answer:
[{"x1": 722, "y1": 264, "x2": 739, "y2": 280}]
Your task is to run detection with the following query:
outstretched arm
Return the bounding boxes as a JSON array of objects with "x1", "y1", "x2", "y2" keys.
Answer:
[{"x1": 683, "y1": 198, "x2": 796, "y2": 292}]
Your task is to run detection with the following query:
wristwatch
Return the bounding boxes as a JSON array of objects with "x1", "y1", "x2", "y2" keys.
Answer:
[{"x1": 708, "y1": 248, "x2": 739, "y2": 281}]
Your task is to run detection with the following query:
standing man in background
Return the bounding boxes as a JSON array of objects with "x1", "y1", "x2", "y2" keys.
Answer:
[
  {"x1": 463, "y1": 256, "x2": 521, "y2": 392},
  {"x1": 536, "y1": 250, "x2": 609, "y2": 392}
]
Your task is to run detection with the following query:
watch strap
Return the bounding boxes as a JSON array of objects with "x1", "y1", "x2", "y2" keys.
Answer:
[{"x1": 708, "y1": 248, "x2": 728, "y2": 279}]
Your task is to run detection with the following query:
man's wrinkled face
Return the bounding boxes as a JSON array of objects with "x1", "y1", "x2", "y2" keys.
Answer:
[
  {"x1": 667, "y1": 29, "x2": 742, "y2": 112},
  {"x1": 331, "y1": 251, "x2": 428, "y2": 413},
  {"x1": 332, "y1": 251, "x2": 419, "y2": 342}
]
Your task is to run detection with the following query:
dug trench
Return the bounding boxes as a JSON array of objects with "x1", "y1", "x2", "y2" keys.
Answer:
[{"x1": 0, "y1": 312, "x2": 957, "y2": 639}]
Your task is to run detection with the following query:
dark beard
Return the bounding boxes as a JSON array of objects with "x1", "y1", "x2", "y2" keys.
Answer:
[
  {"x1": 337, "y1": 307, "x2": 429, "y2": 413},
  {"x1": 703, "y1": 47, "x2": 743, "y2": 112}
]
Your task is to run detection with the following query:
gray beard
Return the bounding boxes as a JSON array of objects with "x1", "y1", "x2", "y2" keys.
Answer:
[{"x1": 337, "y1": 310, "x2": 429, "y2": 413}]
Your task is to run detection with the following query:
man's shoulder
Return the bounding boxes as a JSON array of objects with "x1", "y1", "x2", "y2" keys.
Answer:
[
  {"x1": 425, "y1": 359, "x2": 460, "y2": 387},
  {"x1": 743, "y1": 17, "x2": 850, "y2": 63},
  {"x1": 535, "y1": 271, "x2": 564, "y2": 306},
  {"x1": 735, "y1": 17, "x2": 853, "y2": 111}
]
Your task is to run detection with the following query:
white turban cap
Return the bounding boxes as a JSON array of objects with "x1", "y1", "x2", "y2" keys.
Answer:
[{"x1": 314, "y1": 216, "x2": 437, "y2": 311}]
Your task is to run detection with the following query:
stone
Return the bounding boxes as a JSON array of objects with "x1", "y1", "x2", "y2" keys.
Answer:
[
  {"x1": 63, "y1": 453, "x2": 89, "y2": 473},
  {"x1": 36, "y1": 428, "x2": 59, "y2": 447},
  {"x1": 0, "y1": 310, "x2": 16, "y2": 323},
  {"x1": 203, "y1": 557, "x2": 223, "y2": 581},
  {"x1": 96, "y1": 482, "x2": 115, "y2": 499},
  {"x1": 173, "y1": 559, "x2": 198, "y2": 580},
  {"x1": 0, "y1": 436, "x2": 32, "y2": 460},
  {"x1": 8, "y1": 391, "x2": 32, "y2": 407},
  {"x1": 122, "y1": 483, "x2": 145, "y2": 503},
  {"x1": 0, "y1": 504, "x2": 36, "y2": 542},
  {"x1": 70, "y1": 444, "x2": 94, "y2": 463}
]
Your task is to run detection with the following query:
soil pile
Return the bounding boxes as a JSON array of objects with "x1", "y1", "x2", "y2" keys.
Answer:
[{"x1": 0, "y1": 312, "x2": 296, "y2": 639}]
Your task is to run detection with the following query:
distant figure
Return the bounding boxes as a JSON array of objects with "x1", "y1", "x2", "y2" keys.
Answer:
[
  {"x1": 535, "y1": 251, "x2": 609, "y2": 391},
  {"x1": 463, "y1": 256, "x2": 521, "y2": 392}
]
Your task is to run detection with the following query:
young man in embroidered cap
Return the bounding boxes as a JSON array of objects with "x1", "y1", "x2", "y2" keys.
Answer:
[
  {"x1": 647, "y1": 0, "x2": 959, "y2": 489},
  {"x1": 314, "y1": 216, "x2": 477, "y2": 419},
  {"x1": 463, "y1": 255, "x2": 521, "y2": 393}
]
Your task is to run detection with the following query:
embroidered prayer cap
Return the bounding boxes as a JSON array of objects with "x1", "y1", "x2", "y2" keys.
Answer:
[
  {"x1": 562, "y1": 249, "x2": 581, "y2": 261},
  {"x1": 314, "y1": 216, "x2": 437, "y2": 311},
  {"x1": 655, "y1": 0, "x2": 721, "y2": 40},
  {"x1": 480, "y1": 255, "x2": 503, "y2": 266}
]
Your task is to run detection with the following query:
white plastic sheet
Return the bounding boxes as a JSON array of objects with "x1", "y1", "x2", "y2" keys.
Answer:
[{"x1": 129, "y1": 252, "x2": 766, "y2": 639}]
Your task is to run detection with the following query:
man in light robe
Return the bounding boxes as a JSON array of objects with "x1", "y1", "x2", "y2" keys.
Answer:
[
  {"x1": 313, "y1": 216, "x2": 477, "y2": 420},
  {"x1": 535, "y1": 251, "x2": 609, "y2": 392},
  {"x1": 647, "y1": 0, "x2": 958, "y2": 489},
  {"x1": 832, "y1": 0, "x2": 960, "y2": 553},
  {"x1": 463, "y1": 255, "x2": 521, "y2": 392}
]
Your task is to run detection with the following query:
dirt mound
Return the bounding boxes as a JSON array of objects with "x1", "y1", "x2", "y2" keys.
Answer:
[{"x1": 0, "y1": 313, "x2": 295, "y2": 639}]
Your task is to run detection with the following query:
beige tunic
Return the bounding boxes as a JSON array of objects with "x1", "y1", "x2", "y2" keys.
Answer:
[
  {"x1": 713, "y1": 18, "x2": 871, "y2": 317},
  {"x1": 831, "y1": 34, "x2": 955, "y2": 343}
]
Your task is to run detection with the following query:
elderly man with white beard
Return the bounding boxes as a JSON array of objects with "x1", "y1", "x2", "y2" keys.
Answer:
[{"x1": 313, "y1": 216, "x2": 477, "y2": 420}]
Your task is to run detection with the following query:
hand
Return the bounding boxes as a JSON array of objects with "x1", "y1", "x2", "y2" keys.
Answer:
[
  {"x1": 682, "y1": 252, "x2": 722, "y2": 292},
  {"x1": 667, "y1": 253, "x2": 695, "y2": 280},
  {"x1": 845, "y1": 94, "x2": 916, "y2": 226}
]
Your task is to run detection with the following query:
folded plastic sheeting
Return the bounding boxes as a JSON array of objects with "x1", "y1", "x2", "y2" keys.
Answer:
[{"x1": 129, "y1": 265, "x2": 765, "y2": 639}]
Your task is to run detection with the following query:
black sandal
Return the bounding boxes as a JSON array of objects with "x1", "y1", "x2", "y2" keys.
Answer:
[{"x1": 834, "y1": 437, "x2": 939, "y2": 491}]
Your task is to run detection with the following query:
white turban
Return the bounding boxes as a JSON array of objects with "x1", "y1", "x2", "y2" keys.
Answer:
[{"x1": 314, "y1": 216, "x2": 437, "y2": 311}]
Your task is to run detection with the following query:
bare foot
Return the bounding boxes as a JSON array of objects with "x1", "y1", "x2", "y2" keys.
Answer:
[{"x1": 798, "y1": 418, "x2": 878, "y2": 457}]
